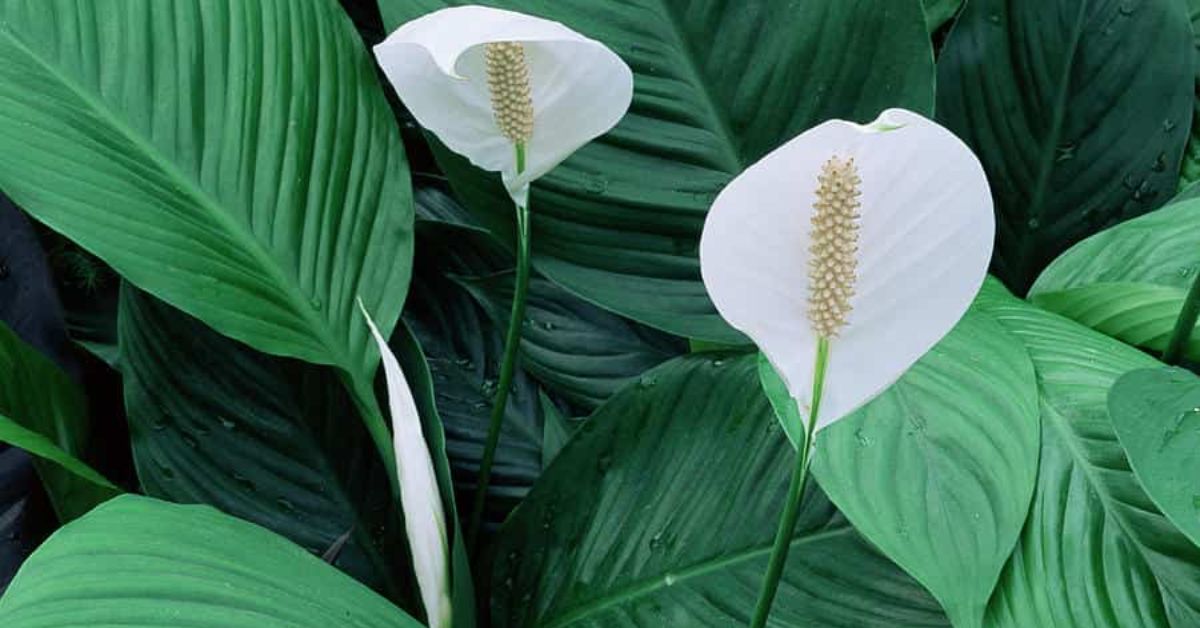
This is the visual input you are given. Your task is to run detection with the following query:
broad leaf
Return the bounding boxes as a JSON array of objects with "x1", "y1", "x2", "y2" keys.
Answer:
[
  {"x1": 1178, "y1": 0, "x2": 1200, "y2": 189},
  {"x1": 380, "y1": 0, "x2": 934, "y2": 342},
  {"x1": 1029, "y1": 199, "x2": 1200, "y2": 359},
  {"x1": 813, "y1": 305, "x2": 1039, "y2": 627},
  {"x1": 977, "y1": 281, "x2": 1200, "y2": 627},
  {"x1": 456, "y1": 272, "x2": 686, "y2": 411},
  {"x1": 0, "y1": 0, "x2": 414, "y2": 472},
  {"x1": 0, "y1": 322, "x2": 116, "y2": 520},
  {"x1": 493, "y1": 354, "x2": 948, "y2": 627},
  {"x1": 936, "y1": 0, "x2": 1193, "y2": 293},
  {"x1": 118, "y1": 287, "x2": 415, "y2": 604},
  {"x1": 0, "y1": 495, "x2": 420, "y2": 627},
  {"x1": 1108, "y1": 367, "x2": 1200, "y2": 551}
]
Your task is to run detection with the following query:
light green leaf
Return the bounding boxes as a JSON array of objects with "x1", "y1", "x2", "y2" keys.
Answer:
[
  {"x1": 380, "y1": 0, "x2": 934, "y2": 343},
  {"x1": 758, "y1": 352, "x2": 804, "y2": 449},
  {"x1": 493, "y1": 354, "x2": 948, "y2": 627},
  {"x1": 977, "y1": 281, "x2": 1200, "y2": 628},
  {"x1": 0, "y1": 322, "x2": 117, "y2": 520},
  {"x1": 813, "y1": 305, "x2": 1039, "y2": 628},
  {"x1": 1029, "y1": 199, "x2": 1200, "y2": 359},
  {"x1": 0, "y1": 495, "x2": 420, "y2": 627},
  {"x1": 118, "y1": 286, "x2": 417, "y2": 605},
  {"x1": 1108, "y1": 367, "x2": 1200, "y2": 552},
  {"x1": 936, "y1": 0, "x2": 1193, "y2": 293},
  {"x1": 0, "y1": 0, "x2": 413, "y2": 477}
]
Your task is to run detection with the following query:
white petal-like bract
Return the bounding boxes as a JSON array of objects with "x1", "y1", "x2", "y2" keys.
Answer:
[
  {"x1": 700, "y1": 109, "x2": 994, "y2": 433},
  {"x1": 358, "y1": 301, "x2": 452, "y2": 628},
  {"x1": 374, "y1": 6, "x2": 633, "y2": 206}
]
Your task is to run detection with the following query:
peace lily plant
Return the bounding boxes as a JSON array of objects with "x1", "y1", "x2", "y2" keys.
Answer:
[
  {"x1": 374, "y1": 5, "x2": 634, "y2": 548},
  {"x1": 700, "y1": 108, "x2": 994, "y2": 627}
]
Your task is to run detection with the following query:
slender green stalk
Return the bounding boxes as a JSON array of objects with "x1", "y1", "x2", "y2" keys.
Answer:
[
  {"x1": 1163, "y1": 269, "x2": 1200, "y2": 365},
  {"x1": 749, "y1": 337, "x2": 830, "y2": 628},
  {"x1": 468, "y1": 143, "x2": 530, "y2": 551}
]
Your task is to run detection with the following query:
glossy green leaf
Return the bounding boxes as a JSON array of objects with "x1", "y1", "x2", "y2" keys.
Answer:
[
  {"x1": 456, "y1": 272, "x2": 686, "y2": 411},
  {"x1": 1108, "y1": 366, "x2": 1200, "y2": 551},
  {"x1": 118, "y1": 287, "x2": 415, "y2": 604},
  {"x1": 0, "y1": 495, "x2": 420, "y2": 627},
  {"x1": 813, "y1": 305, "x2": 1039, "y2": 627},
  {"x1": 0, "y1": 322, "x2": 116, "y2": 520},
  {"x1": 1030, "y1": 199, "x2": 1200, "y2": 359},
  {"x1": 0, "y1": 0, "x2": 414, "y2": 474},
  {"x1": 493, "y1": 354, "x2": 948, "y2": 627},
  {"x1": 976, "y1": 281, "x2": 1200, "y2": 627},
  {"x1": 380, "y1": 0, "x2": 934, "y2": 343},
  {"x1": 936, "y1": 0, "x2": 1193, "y2": 293}
]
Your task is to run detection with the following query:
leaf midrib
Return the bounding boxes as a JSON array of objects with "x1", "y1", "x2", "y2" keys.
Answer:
[
  {"x1": 0, "y1": 26, "x2": 351, "y2": 376},
  {"x1": 539, "y1": 524, "x2": 853, "y2": 627}
]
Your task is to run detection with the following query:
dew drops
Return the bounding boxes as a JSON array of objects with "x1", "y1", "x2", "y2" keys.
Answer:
[
  {"x1": 309, "y1": 296, "x2": 323, "y2": 311},
  {"x1": 638, "y1": 373, "x2": 659, "y2": 389},
  {"x1": 1163, "y1": 118, "x2": 1178, "y2": 133},
  {"x1": 1026, "y1": 218, "x2": 1040, "y2": 230},
  {"x1": 181, "y1": 433, "x2": 199, "y2": 449},
  {"x1": 854, "y1": 428, "x2": 873, "y2": 447},
  {"x1": 1054, "y1": 143, "x2": 1076, "y2": 162},
  {"x1": 232, "y1": 473, "x2": 256, "y2": 492},
  {"x1": 987, "y1": 12, "x2": 1001, "y2": 25},
  {"x1": 584, "y1": 176, "x2": 609, "y2": 195},
  {"x1": 1152, "y1": 152, "x2": 1168, "y2": 172},
  {"x1": 219, "y1": 417, "x2": 237, "y2": 431}
]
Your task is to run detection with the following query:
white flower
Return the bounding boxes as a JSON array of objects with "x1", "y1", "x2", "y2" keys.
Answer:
[
  {"x1": 700, "y1": 108, "x2": 994, "y2": 432},
  {"x1": 358, "y1": 300, "x2": 451, "y2": 628},
  {"x1": 373, "y1": 5, "x2": 634, "y2": 207}
]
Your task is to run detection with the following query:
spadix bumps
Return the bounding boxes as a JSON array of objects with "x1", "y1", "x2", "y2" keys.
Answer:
[
  {"x1": 700, "y1": 108, "x2": 994, "y2": 432},
  {"x1": 372, "y1": 5, "x2": 633, "y2": 206}
]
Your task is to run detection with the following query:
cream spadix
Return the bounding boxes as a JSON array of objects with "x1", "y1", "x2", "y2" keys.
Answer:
[
  {"x1": 373, "y1": 6, "x2": 633, "y2": 206},
  {"x1": 700, "y1": 108, "x2": 994, "y2": 432},
  {"x1": 358, "y1": 301, "x2": 452, "y2": 628}
]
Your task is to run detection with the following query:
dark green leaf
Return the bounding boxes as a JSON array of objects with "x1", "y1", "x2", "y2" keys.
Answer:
[
  {"x1": 0, "y1": 495, "x2": 420, "y2": 627},
  {"x1": 923, "y1": 0, "x2": 963, "y2": 32},
  {"x1": 1177, "y1": 0, "x2": 1200, "y2": 189},
  {"x1": 493, "y1": 354, "x2": 948, "y2": 627},
  {"x1": 936, "y1": 0, "x2": 1193, "y2": 293},
  {"x1": 380, "y1": 0, "x2": 934, "y2": 342}
]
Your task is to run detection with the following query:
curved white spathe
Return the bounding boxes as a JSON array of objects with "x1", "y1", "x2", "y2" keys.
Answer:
[
  {"x1": 700, "y1": 109, "x2": 994, "y2": 433},
  {"x1": 374, "y1": 6, "x2": 634, "y2": 206},
  {"x1": 359, "y1": 301, "x2": 452, "y2": 628}
]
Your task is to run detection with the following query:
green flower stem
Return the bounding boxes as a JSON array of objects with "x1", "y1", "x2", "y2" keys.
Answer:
[
  {"x1": 468, "y1": 142, "x2": 530, "y2": 551},
  {"x1": 749, "y1": 336, "x2": 830, "y2": 628},
  {"x1": 1163, "y1": 270, "x2": 1200, "y2": 365}
]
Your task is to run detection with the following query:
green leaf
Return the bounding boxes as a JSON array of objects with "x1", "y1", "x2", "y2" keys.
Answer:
[
  {"x1": 1029, "y1": 199, "x2": 1200, "y2": 359},
  {"x1": 923, "y1": 0, "x2": 963, "y2": 32},
  {"x1": 813, "y1": 305, "x2": 1039, "y2": 627},
  {"x1": 1177, "y1": 0, "x2": 1200, "y2": 189},
  {"x1": 976, "y1": 281, "x2": 1200, "y2": 627},
  {"x1": 935, "y1": 0, "x2": 1193, "y2": 294},
  {"x1": 456, "y1": 271, "x2": 687, "y2": 411},
  {"x1": 493, "y1": 354, "x2": 949, "y2": 627},
  {"x1": 1108, "y1": 366, "x2": 1200, "y2": 552},
  {"x1": 118, "y1": 286, "x2": 416, "y2": 604},
  {"x1": 0, "y1": 322, "x2": 117, "y2": 520},
  {"x1": 0, "y1": 495, "x2": 420, "y2": 627},
  {"x1": 380, "y1": 0, "x2": 934, "y2": 343},
  {"x1": 757, "y1": 352, "x2": 804, "y2": 449},
  {"x1": 0, "y1": 0, "x2": 413, "y2": 473},
  {"x1": 539, "y1": 391, "x2": 573, "y2": 469}
]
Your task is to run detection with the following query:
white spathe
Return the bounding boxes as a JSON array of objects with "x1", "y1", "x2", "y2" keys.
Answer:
[
  {"x1": 358, "y1": 301, "x2": 452, "y2": 628},
  {"x1": 374, "y1": 5, "x2": 634, "y2": 207},
  {"x1": 700, "y1": 108, "x2": 994, "y2": 433}
]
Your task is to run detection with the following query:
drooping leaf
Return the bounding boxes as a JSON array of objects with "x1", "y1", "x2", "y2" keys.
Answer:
[
  {"x1": 1108, "y1": 366, "x2": 1200, "y2": 551},
  {"x1": 1029, "y1": 198, "x2": 1200, "y2": 360},
  {"x1": 0, "y1": 495, "x2": 421, "y2": 627},
  {"x1": 0, "y1": 0, "x2": 414, "y2": 473},
  {"x1": 456, "y1": 271, "x2": 686, "y2": 411},
  {"x1": 493, "y1": 354, "x2": 948, "y2": 627},
  {"x1": 380, "y1": 0, "x2": 935, "y2": 343},
  {"x1": 118, "y1": 286, "x2": 416, "y2": 605},
  {"x1": 813, "y1": 305, "x2": 1039, "y2": 627},
  {"x1": 977, "y1": 280, "x2": 1200, "y2": 627},
  {"x1": 0, "y1": 322, "x2": 117, "y2": 521},
  {"x1": 936, "y1": 0, "x2": 1193, "y2": 293}
]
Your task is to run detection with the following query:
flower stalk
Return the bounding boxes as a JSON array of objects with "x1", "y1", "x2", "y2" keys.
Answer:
[{"x1": 1163, "y1": 268, "x2": 1200, "y2": 364}]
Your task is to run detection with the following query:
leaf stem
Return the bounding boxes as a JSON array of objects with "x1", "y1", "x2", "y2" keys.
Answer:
[
  {"x1": 1163, "y1": 270, "x2": 1200, "y2": 365},
  {"x1": 749, "y1": 336, "x2": 829, "y2": 628},
  {"x1": 468, "y1": 143, "x2": 531, "y2": 551}
]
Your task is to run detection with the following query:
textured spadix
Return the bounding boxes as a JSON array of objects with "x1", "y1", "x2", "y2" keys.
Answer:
[
  {"x1": 373, "y1": 6, "x2": 633, "y2": 206},
  {"x1": 700, "y1": 109, "x2": 993, "y2": 432}
]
